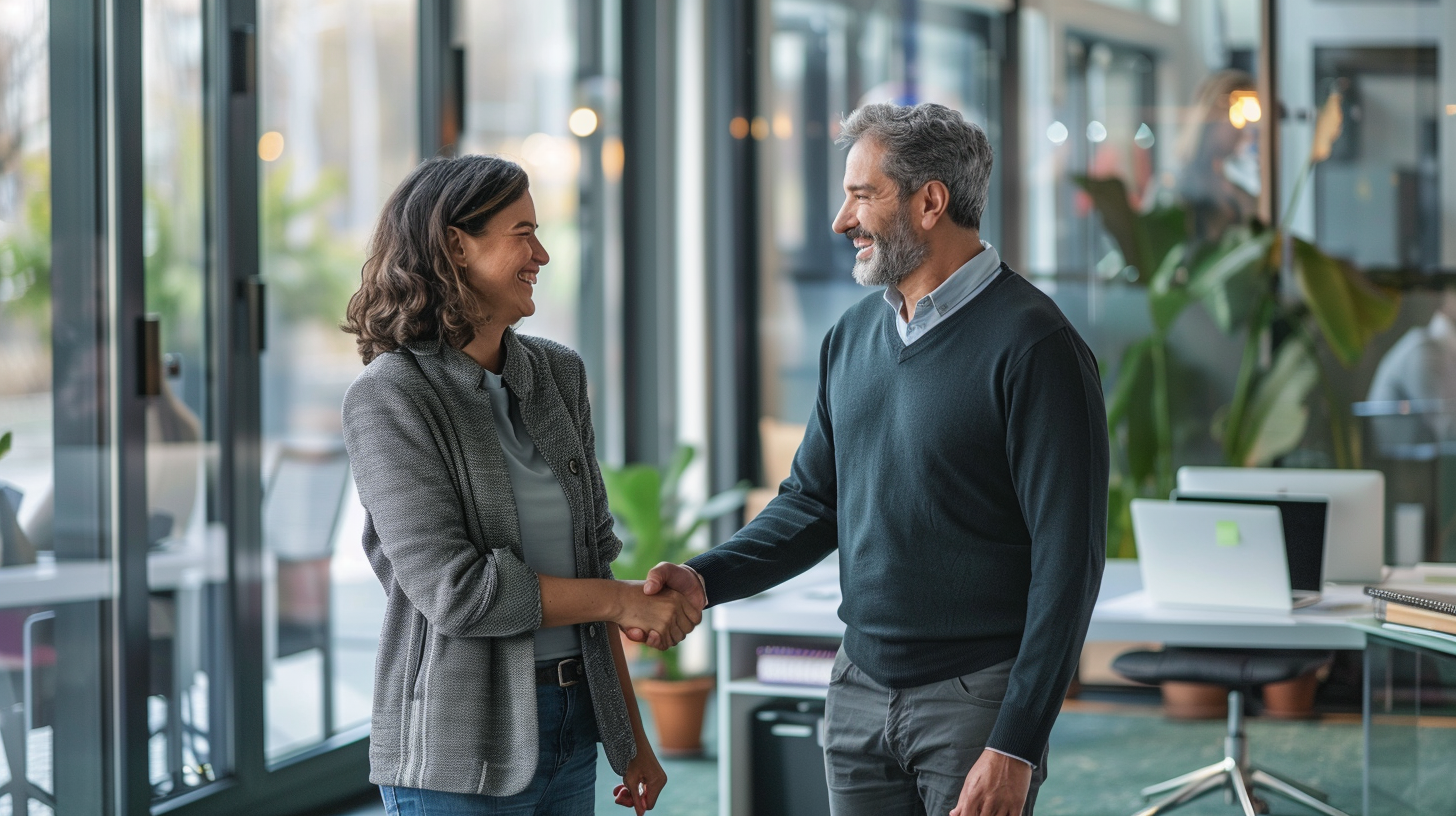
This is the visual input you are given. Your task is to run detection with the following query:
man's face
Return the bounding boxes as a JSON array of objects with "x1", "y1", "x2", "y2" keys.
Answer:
[{"x1": 832, "y1": 138, "x2": 927, "y2": 288}]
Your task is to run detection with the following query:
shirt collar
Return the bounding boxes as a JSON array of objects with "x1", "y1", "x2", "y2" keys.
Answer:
[{"x1": 882, "y1": 241, "x2": 1001, "y2": 318}]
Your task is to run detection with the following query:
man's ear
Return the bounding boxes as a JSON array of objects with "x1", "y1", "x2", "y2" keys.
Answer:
[{"x1": 918, "y1": 180, "x2": 950, "y2": 231}]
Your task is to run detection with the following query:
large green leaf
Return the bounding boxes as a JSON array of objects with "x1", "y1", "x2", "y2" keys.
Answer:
[
  {"x1": 0, "y1": 431, "x2": 10, "y2": 462},
  {"x1": 1106, "y1": 338, "x2": 1153, "y2": 429},
  {"x1": 1226, "y1": 340, "x2": 1319, "y2": 466},
  {"x1": 660, "y1": 444, "x2": 695, "y2": 506},
  {"x1": 678, "y1": 484, "x2": 752, "y2": 548},
  {"x1": 1147, "y1": 243, "x2": 1192, "y2": 333},
  {"x1": 1292, "y1": 238, "x2": 1400, "y2": 367},
  {"x1": 1124, "y1": 352, "x2": 1159, "y2": 488},
  {"x1": 1075, "y1": 176, "x2": 1148, "y2": 274},
  {"x1": 599, "y1": 464, "x2": 663, "y2": 580},
  {"x1": 1142, "y1": 205, "x2": 1189, "y2": 282}
]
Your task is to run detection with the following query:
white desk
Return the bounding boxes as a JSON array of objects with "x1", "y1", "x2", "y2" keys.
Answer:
[
  {"x1": 1088, "y1": 586, "x2": 1372, "y2": 649},
  {"x1": 711, "y1": 559, "x2": 1389, "y2": 816}
]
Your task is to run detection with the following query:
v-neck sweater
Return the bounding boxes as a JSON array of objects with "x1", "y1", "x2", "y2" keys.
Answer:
[{"x1": 688, "y1": 265, "x2": 1108, "y2": 762}]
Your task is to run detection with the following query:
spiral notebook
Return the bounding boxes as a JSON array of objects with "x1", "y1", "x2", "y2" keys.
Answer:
[
  {"x1": 1366, "y1": 586, "x2": 1456, "y2": 637},
  {"x1": 1364, "y1": 586, "x2": 1456, "y2": 615}
]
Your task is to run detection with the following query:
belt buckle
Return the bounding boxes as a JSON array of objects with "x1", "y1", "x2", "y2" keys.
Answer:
[{"x1": 557, "y1": 658, "x2": 582, "y2": 688}]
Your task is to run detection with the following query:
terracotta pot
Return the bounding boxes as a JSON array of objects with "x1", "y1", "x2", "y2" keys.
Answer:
[
  {"x1": 1161, "y1": 681, "x2": 1228, "y2": 720},
  {"x1": 635, "y1": 676, "x2": 715, "y2": 756},
  {"x1": 1262, "y1": 672, "x2": 1319, "y2": 720}
]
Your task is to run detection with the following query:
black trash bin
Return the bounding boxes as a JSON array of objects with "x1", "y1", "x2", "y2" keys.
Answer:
[{"x1": 752, "y1": 699, "x2": 831, "y2": 816}]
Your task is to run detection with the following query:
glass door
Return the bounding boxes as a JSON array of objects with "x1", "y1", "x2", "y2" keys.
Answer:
[
  {"x1": 256, "y1": 0, "x2": 415, "y2": 763},
  {"x1": 0, "y1": 1, "x2": 111, "y2": 814},
  {"x1": 140, "y1": 0, "x2": 231, "y2": 801}
]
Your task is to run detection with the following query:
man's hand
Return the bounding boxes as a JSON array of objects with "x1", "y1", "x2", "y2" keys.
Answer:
[
  {"x1": 948, "y1": 750, "x2": 1031, "y2": 816},
  {"x1": 624, "y1": 563, "x2": 707, "y2": 649},
  {"x1": 612, "y1": 581, "x2": 701, "y2": 649}
]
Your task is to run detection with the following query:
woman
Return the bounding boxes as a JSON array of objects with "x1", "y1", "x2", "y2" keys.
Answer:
[{"x1": 341, "y1": 154, "x2": 696, "y2": 815}]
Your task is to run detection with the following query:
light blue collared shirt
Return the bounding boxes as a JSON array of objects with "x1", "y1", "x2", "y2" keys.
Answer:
[{"x1": 883, "y1": 241, "x2": 1002, "y2": 345}]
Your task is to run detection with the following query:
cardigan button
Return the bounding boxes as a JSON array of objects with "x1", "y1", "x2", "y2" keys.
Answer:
[
  {"x1": 569, "y1": 458, "x2": 581, "y2": 475},
  {"x1": 588, "y1": 623, "x2": 597, "y2": 638}
]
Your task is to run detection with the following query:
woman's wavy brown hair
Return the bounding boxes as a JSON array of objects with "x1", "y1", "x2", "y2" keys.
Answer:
[{"x1": 343, "y1": 154, "x2": 530, "y2": 364}]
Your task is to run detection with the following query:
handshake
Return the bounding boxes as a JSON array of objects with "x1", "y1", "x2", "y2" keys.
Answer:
[{"x1": 615, "y1": 562, "x2": 707, "y2": 650}]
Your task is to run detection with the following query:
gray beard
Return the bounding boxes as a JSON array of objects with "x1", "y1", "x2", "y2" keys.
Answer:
[{"x1": 851, "y1": 207, "x2": 929, "y2": 288}]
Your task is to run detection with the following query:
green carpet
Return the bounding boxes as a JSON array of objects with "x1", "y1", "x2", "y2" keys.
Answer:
[
  {"x1": 595, "y1": 708, "x2": 1372, "y2": 816},
  {"x1": 336, "y1": 706, "x2": 1398, "y2": 815}
]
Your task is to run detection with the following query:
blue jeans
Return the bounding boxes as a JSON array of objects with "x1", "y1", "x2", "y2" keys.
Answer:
[{"x1": 380, "y1": 682, "x2": 600, "y2": 816}]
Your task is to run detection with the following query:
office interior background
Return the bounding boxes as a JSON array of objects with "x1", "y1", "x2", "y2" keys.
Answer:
[{"x1": 1, "y1": 0, "x2": 1454, "y2": 814}]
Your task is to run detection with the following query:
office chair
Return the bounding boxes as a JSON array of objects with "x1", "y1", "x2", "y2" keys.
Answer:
[
  {"x1": 1113, "y1": 648, "x2": 1350, "y2": 816},
  {"x1": 263, "y1": 441, "x2": 351, "y2": 739}
]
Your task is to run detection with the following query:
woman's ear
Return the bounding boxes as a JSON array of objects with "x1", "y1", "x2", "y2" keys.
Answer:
[{"x1": 444, "y1": 225, "x2": 469, "y2": 268}]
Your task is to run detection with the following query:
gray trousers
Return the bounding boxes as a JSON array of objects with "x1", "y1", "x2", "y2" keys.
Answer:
[{"x1": 822, "y1": 649, "x2": 1048, "y2": 816}]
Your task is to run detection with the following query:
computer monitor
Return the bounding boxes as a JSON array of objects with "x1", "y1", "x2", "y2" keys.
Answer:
[{"x1": 1175, "y1": 467, "x2": 1384, "y2": 583}]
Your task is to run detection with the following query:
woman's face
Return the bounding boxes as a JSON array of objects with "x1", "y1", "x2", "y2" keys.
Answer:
[{"x1": 448, "y1": 190, "x2": 550, "y2": 327}]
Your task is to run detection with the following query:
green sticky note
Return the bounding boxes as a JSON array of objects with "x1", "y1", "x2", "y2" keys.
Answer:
[{"x1": 1215, "y1": 521, "x2": 1240, "y2": 547}]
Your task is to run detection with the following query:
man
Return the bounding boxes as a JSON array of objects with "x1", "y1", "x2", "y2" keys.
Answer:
[{"x1": 634, "y1": 102, "x2": 1107, "y2": 816}]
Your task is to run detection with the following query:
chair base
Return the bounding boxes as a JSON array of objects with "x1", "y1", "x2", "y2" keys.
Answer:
[{"x1": 1129, "y1": 690, "x2": 1351, "y2": 816}]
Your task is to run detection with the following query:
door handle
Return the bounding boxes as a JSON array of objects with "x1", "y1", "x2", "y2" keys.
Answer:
[
  {"x1": 244, "y1": 276, "x2": 266, "y2": 353},
  {"x1": 139, "y1": 314, "x2": 161, "y2": 397}
]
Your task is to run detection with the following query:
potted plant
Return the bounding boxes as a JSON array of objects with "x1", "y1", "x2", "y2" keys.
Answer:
[
  {"x1": 600, "y1": 444, "x2": 749, "y2": 755},
  {"x1": 1078, "y1": 83, "x2": 1398, "y2": 560}
]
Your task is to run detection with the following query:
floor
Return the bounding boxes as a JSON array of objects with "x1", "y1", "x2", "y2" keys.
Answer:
[{"x1": 324, "y1": 693, "x2": 1382, "y2": 816}]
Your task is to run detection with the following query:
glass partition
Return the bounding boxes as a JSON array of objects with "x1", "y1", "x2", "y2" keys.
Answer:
[
  {"x1": 257, "y1": 0, "x2": 414, "y2": 762},
  {"x1": 759, "y1": 0, "x2": 1003, "y2": 433},
  {"x1": 141, "y1": 0, "x2": 231, "y2": 798},
  {"x1": 0, "y1": 1, "x2": 109, "y2": 814}
]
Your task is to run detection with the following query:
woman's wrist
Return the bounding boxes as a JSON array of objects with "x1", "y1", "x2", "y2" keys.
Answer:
[{"x1": 602, "y1": 578, "x2": 631, "y2": 625}]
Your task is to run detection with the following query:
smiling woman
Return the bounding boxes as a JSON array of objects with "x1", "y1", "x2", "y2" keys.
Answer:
[{"x1": 339, "y1": 154, "x2": 699, "y2": 815}]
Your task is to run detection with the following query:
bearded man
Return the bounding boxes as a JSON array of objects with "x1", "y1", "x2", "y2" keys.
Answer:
[{"x1": 632, "y1": 102, "x2": 1108, "y2": 816}]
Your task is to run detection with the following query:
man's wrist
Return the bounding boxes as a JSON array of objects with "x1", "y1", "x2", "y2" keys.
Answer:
[
  {"x1": 985, "y1": 747, "x2": 1035, "y2": 770},
  {"x1": 683, "y1": 564, "x2": 708, "y2": 603}
]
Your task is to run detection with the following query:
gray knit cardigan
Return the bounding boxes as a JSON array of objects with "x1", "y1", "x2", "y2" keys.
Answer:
[{"x1": 340, "y1": 329, "x2": 634, "y2": 796}]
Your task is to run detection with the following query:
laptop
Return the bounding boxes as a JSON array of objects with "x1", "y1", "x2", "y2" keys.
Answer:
[
  {"x1": 1173, "y1": 492, "x2": 1329, "y2": 608},
  {"x1": 1130, "y1": 499, "x2": 1293, "y2": 613}
]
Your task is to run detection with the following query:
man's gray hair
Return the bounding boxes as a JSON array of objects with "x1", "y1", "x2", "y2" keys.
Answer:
[{"x1": 837, "y1": 102, "x2": 993, "y2": 230}]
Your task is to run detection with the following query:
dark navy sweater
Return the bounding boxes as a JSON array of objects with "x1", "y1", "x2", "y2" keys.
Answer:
[{"x1": 688, "y1": 265, "x2": 1108, "y2": 762}]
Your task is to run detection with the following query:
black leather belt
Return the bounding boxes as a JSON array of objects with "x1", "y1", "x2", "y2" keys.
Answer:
[{"x1": 536, "y1": 657, "x2": 585, "y2": 687}]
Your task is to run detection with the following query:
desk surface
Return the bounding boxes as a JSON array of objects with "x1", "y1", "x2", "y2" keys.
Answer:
[
  {"x1": 0, "y1": 528, "x2": 228, "y2": 609},
  {"x1": 712, "y1": 559, "x2": 1380, "y2": 650}
]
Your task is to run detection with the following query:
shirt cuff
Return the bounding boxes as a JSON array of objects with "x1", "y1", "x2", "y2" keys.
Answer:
[
  {"x1": 683, "y1": 564, "x2": 709, "y2": 603},
  {"x1": 985, "y1": 747, "x2": 1036, "y2": 770}
]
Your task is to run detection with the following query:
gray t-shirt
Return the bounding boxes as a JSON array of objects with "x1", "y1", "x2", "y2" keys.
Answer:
[{"x1": 481, "y1": 368, "x2": 581, "y2": 662}]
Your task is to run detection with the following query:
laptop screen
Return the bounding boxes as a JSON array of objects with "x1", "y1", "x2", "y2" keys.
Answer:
[{"x1": 1174, "y1": 494, "x2": 1328, "y2": 592}]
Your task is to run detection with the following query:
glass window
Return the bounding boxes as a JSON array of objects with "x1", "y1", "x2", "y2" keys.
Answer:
[
  {"x1": 458, "y1": 0, "x2": 622, "y2": 442},
  {"x1": 141, "y1": 0, "x2": 230, "y2": 798},
  {"x1": 257, "y1": 0, "x2": 415, "y2": 762},
  {"x1": 1, "y1": 2, "x2": 109, "y2": 814},
  {"x1": 759, "y1": 0, "x2": 1003, "y2": 429},
  {"x1": 1274, "y1": 0, "x2": 1456, "y2": 564},
  {"x1": 459, "y1": 0, "x2": 619, "y2": 356},
  {"x1": 1019, "y1": 0, "x2": 1267, "y2": 558}
]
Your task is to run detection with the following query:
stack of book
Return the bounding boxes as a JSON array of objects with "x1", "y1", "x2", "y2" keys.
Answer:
[
  {"x1": 755, "y1": 646, "x2": 837, "y2": 687},
  {"x1": 1366, "y1": 586, "x2": 1456, "y2": 640}
]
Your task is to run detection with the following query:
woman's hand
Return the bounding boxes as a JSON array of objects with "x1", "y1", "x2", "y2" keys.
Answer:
[
  {"x1": 613, "y1": 748, "x2": 667, "y2": 814},
  {"x1": 612, "y1": 581, "x2": 701, "y2": 648}
]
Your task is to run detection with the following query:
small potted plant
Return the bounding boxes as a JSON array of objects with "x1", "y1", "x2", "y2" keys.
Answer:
[{"x1": 601, "y1": 444, "x2": 748, "y2": 755}]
